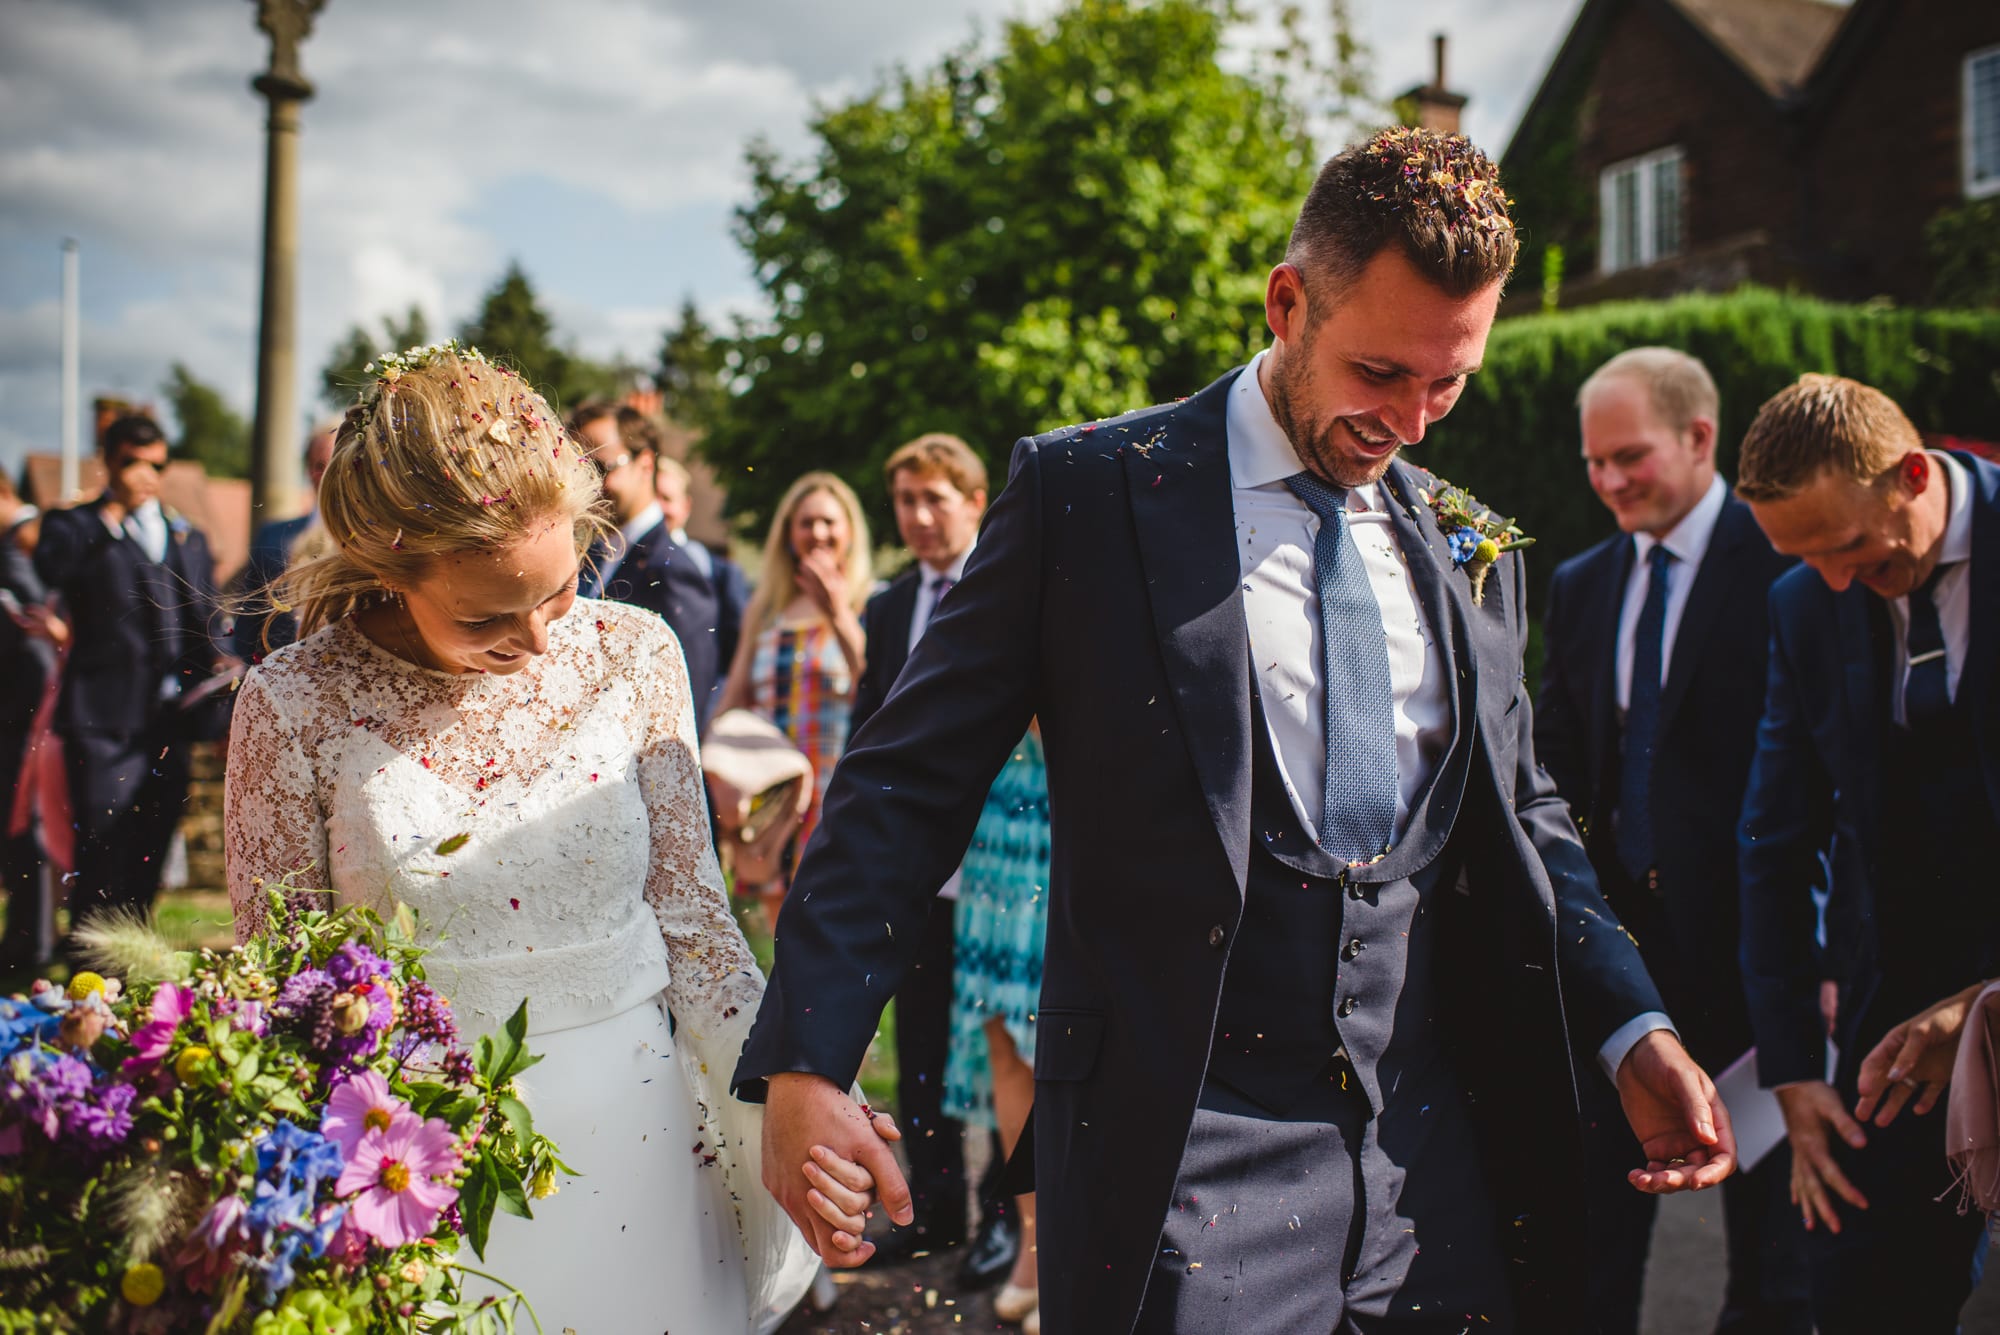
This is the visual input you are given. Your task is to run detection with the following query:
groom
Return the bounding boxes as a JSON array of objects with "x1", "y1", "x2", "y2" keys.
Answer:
[{"x1": 735, "y1": 128, "x2": 1733, "y2": 1332}]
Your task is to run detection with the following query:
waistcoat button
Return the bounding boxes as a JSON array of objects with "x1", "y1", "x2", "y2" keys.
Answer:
[
  {"x1": 1207, "y1": 924, "x2": 1226, "y2": 948},
  {"x1": 1338, "y1": 996, "x2": 1358, "y2": 1017},
  {"x1": 1343, "y1": 938, "x2": 1364, "y2": 961}
]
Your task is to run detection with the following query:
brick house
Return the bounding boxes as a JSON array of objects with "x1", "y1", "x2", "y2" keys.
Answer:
[{"x1": 1501, "y1": 0, "x2": 2000, "y2": 309}]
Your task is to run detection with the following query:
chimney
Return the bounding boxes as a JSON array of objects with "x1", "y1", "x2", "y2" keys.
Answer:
[{"x1": 1400, "y1": 33, "x2": 1469, "y2": 136}]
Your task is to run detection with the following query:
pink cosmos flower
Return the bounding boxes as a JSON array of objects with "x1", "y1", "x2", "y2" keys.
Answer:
[
  {"x1": 121, "y1": 983, "x2": 193, "y2": 1077},
  {"x1": 335, "y1": 1111, "x2": 460, "y2": 1249},
  {"x1": 319, "y1": 1069, "x2": 404, "y2": 1160}
]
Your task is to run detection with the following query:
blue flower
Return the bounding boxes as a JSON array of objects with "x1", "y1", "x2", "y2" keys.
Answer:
[
  {"x1": 1447, "y1": 526, "x2": 1481, "y2": 565},
  {"x1": 256, "y1": 1119, "x2": 346, "y2": 1196},
  {"x1": 254, "y1": 1203, "x2": 346, "y2": 1303},
  {"x1": 0, "y1": 999, "x2": 59, "y2": 1051}
]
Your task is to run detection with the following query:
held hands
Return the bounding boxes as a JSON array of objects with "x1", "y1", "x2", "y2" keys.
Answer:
[
  {"x1": 1616, "y1": 1029, "x2": 1737, "y2": 1193},
  {"x1": 762, "y1": 1072, "x2": 912, "y2": 1266},
  {"x1": 1854, "y1": 982, "x2": 1985, "y2": 1128},
  {"x1": 1776, "y1": 1080, "x2": 1868, "y2": 1232}
]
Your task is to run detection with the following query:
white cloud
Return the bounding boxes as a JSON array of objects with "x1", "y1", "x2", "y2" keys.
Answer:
[{"x1": 0, "y1": 0, "x2": 1577, "y2": 476}]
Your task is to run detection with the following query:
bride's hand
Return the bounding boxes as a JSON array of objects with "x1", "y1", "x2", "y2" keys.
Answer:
[{"x1": 800, "y1": 1108, "x2": 902, "y2": 1249}]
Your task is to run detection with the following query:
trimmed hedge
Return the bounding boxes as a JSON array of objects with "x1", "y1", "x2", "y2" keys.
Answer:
[{"x1": 1416, "y1": 287, "x2": 2000, "y2": 608}]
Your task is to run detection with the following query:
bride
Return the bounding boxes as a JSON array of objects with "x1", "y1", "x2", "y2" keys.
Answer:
[{"x1": 223, "y1": 344, "x2": 884, "y2": 1332}]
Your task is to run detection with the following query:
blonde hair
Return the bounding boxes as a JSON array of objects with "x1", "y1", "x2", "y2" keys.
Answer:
[
  {"x1": 1736, "y1": 374, "x2": 1922, "y2": 503},
  {"x1": 655, "y1": 454, "x2": 692, "y2": 490},
  {"x1": 743, "y1": 471, "x2": 872, "y2": 641},
  {"x1": 1577, "y1": 347, "x2": 1719, "y2": 437},
  {"x1": 281, "y1": 351, "x2": 609, "y2": 636}
]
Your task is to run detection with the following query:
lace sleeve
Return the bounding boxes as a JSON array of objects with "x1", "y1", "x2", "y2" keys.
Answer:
[
  {"x1": 224, "y1": 668, "x2": 330, "y2": 943},
  {"x1": 634, "y1": 622, "x2": 764, "y2": 1022}
]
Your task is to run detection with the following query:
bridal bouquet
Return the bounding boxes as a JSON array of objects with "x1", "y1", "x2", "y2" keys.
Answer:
[{"x1": 0, "y1": 884, "x2": 567, "y2": 1332}]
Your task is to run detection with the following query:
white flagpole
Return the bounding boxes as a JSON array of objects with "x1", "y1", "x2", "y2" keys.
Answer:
[{"x1": 60, "y1": 237, "x2": 80, "y2": 500}]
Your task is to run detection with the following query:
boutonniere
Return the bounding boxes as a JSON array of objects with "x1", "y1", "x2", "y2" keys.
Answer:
[
  {"x1": 165, "y1": 507, "x2": 191, "y2": 543},
  {"x1": 1418, "y1": 480, "x2": 1534, "y2": 605}
]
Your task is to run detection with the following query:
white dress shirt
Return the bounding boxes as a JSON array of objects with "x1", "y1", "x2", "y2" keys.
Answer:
[
  {"x1": 1616, "y1": 475, "x2": 1727, "y2": 712},
  {"x1": 104, "y1": 498, "x2": 169, "y2": 563},
  {"x1": 621, "y1": 501, "x2": 665, "y2": 550},
  {"x1": 1228, "y1": 350, "x2": 1668, "y2": 1080},
  {"x1": 1888, "y1": 450, "x2": 1974, "y2": 724},
  {"x1": 671, "y1": 527, "x2": 714, "y2": 580},
  {"x1": 1227, "y1": 351, "x2": 1450, "y2": 842},
  {"x1": 912, "y1": 544, "x2": 973, "y2": 899}
]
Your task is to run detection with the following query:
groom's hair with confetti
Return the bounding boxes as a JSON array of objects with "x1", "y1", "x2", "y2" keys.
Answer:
[
  {"x1": 1286, "y1": 126, "x2": 1517, "y2": 310},
  {"x1": 281, "y1": 346, "x2": 611, "y2": 637}
]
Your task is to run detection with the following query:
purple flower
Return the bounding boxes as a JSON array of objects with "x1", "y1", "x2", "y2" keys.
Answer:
[
  {"x1": 397, "y1": 980, "x2": 456, "y2": 1049},
  {"x1": 441, "y1": 1047, "x2": 476, "y2": 1085},
  {"x1": 64, "y1": 1081, "x2": 135, "y2": 1150},
  {"x1": 2, "y1": 1049, "x2": 135, "y2": 1154},
  {"x1": 326, "y1": 942, "x2": 392, "y2": 990},
  {"x1": 176, "y1": 1196, "x2": 251, "y2": 1293}
]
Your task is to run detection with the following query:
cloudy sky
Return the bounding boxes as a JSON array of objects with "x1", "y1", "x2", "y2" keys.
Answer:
[{"x1": 0, "y1": 0, "x2": 1584, "y2": 475}]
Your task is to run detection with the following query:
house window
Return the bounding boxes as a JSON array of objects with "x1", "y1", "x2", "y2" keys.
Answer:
[
  {"x1": 1598, "y1": 147, "x2": 1685, "y2": 274},
  {"x1": 1968, "y1": 46, "x2": 2000, "y2": 199}
]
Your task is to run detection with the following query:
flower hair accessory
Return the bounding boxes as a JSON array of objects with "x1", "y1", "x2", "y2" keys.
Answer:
[
  {"x1": 1419, "y1": 478, "x2": 1533, "y2": 605},
  {"x1": 359, "y1": 339, "x2": 501, "y2": 408}
]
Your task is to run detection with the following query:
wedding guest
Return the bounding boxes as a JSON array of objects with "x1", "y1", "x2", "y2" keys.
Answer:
[
  {"x1": 1538, "y1": 348, "x2": 1806, "y2": 1334},
  {"x1": 0, "y1": 472, "x2": 64, "y2": 969},
  {"x1": 231, "y1": 420, "x2": 337, "y2": 660},
  {"x1": 715, "y1": 472, "x2": 870, "y2": 929},
  {"x1": 1737, "y1": 374, "x2": 2000, "y2": 1333},
  {"x1": 571, "y1": 403, "x2": 721, "y2": 732},
  {"x1": 845, "y1": 435, "x2": 1015, "y2": 1282},
  {"x1": 739, "y1": 127, "x2": 1730, "y2": 1332},
  {"x1": 220, "y1": 344, "x2": 891, "y2": 1331},
  {"x1": 648, "y1": 446, "x2": 752, "y2": 706},
  {"x1": 35, "y1": 414, "x2": 220, "y2": 934},
  {"x1": 942, "y1": 728, "x2": 1049, "y2": 1332}
]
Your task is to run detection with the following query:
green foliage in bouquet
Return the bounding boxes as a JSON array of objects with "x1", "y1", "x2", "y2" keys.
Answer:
[{"x1": 0, "y1": 882, "x2": 570, "y2": 1332}]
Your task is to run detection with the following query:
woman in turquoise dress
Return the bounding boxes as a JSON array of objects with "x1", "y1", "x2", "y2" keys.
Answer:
[{"x1": 943, "y1": 729, "x2": 1049, "y2": 1330}]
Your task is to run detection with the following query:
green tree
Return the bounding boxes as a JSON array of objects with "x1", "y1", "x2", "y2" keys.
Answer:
[
  {"x1": 703, "y1": 0, "x2": 1318, "y2": 521},
  {"x1": 656, "y1": 297, "x2": 729, "y2": 430},
  {"x1": 457, "y1": 262, "x2": 619, "y2": 412},
  {"x1": 320, "y1": 305, "x2": 430, "y2": 411},
  {"x1": 162, "y1": 363, "x2": 250, "y2": 478}
]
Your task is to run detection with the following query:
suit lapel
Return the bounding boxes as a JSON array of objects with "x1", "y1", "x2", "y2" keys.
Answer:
[
  {"x1": 1836, "y1": 588, "x2": 1883, "y2": 842},
  {"x1": 1123, "y1": 372, "x2": 1253, "y2": 895},
  {"x1": 1587, "y1": 538, "x2": 1634, "y2": 797},
  {"x1": 879, "y1": 571, "x2": 920, "y2": 686},
  {"x1": 1659, "y1": 499, "x2": 1750, "y2": 728},
  {"x1": 1960, "y1": 456, "x2": 2000, "y2": 820}
]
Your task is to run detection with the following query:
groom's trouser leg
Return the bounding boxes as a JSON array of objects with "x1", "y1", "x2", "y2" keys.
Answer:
[
  {"x1": 1135, "y1": 1063, "x2": 1512, "y2": 1334},
  {"x1": 1576, "y1": 1070, "x2": 1657, "y2": 1334},
  {"x1": 893, "y1": 896, "x2": 967, "y2": 1243}
]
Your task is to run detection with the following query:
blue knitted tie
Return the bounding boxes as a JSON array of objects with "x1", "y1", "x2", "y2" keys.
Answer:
[
  {"x1": 1617, "y1": 542, "x2": 1673, "y2": 880},
  {"x1": 1904, "y1": 566, "x2": 1950, "y2": 730},
  {"x1": 1285, "y1": 473, "x2": 1399, "y2": 863}
]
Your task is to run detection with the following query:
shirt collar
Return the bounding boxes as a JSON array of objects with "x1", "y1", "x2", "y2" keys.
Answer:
[
  {"x1": 620, "y1": 501, "x2": 664, "y2": 548},
  {"x1": 920, "y1": 541, "x2": 974, "y2": 586},
  {"x1": 1226, "y1": 349, "x2": 1387, "y2": 513},
  {"x1": 1633, "y1": 473, "x2": 1727, "y2": 569},
  {"x1": 1935, "y1": 449, "x2": 1974, "y2": 568}
]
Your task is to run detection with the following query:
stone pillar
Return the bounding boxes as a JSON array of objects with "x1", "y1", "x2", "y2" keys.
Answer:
[{"x1": 248, "y1": 0, "x2": 326, "y2": 523}]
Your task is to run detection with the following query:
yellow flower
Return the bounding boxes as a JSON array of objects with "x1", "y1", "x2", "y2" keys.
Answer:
[
  {"x1": 66, "y1": 972, "x2": 106, "y2": 1001},
  {"x1": 530, "y1": 1163, "x2": 560, "y2": 1200},
  {"x1": 121, "y1": 1262, "x2": 165, "y2": 1306},
  {"x1": 174, "y1": 1046, "x2": 214, "y2": 1083},
  {"x1": 1473, "y1": 538, "x2": 1500, "y2": 565}
]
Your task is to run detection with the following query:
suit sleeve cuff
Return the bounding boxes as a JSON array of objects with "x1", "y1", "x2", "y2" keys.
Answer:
[{"x1": 1598, "y1": 1011, "x2": 1677, "y2": 1083}]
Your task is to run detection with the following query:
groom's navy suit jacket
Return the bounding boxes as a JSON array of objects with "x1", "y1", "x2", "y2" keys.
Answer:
[
  {"x1": 736, "y1": 370, "x2": 1663, "y2": 1332},
  {"x1": 1537, "y1": 497, "x2": 1792, "y2": 1069},
  {"x1": 1740, "y1": 451, "x2": 2000, "y2": 1087}
]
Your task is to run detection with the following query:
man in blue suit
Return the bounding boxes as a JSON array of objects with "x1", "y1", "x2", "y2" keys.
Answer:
[
  {"x1": 738, "y1": 129, "x2": 1734, "y2": 1334},
  {"x1": 571, "y1": 403, "x2": 721, "y2": 734},
  {"x1": 1539, "y1": 349, "x2": 1806, "y2": 1334},
  {"x1": 34, "y1": 415, "x2": 220, "y2": 933},
  {"x1": 231, "y1": 422, "x2": 336, "y2": 661},
  {"x1": 1737, "y1": 374, "x2": 1998, "y2": 1333}
]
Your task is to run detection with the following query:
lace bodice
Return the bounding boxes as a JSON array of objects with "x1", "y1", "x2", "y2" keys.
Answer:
[{"x1": 224, "y1": 600, "x2": 762, "y2": 1039}]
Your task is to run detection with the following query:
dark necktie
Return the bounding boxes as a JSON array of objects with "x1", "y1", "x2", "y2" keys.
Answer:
[
  {"x1": 1285, "y1": 473, "x2": 1398, "y2": 863},
  {"x1": 1904, "y1": 566, "x2": 1951, "y2": 730},
  {"x1": 1618, "y1": 542, "x2": 1673, "y2": 881},
  {"x1": 917, "y1": 575, "x2": 953, "y2": 639}
]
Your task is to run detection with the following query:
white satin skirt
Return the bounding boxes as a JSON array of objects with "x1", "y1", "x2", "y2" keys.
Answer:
[{"x1": 477, "y1": 995, "x2": 801, "y2": 1333}]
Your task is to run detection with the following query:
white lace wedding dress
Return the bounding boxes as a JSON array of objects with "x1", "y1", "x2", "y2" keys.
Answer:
[{"x1": 225, "y1": 599, "x2": 817, "y2": 1333}]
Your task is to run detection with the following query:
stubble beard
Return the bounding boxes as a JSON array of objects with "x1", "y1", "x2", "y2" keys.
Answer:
[{"x1": 1268, "y1": 344, "x2": 1400, "y2": 491}]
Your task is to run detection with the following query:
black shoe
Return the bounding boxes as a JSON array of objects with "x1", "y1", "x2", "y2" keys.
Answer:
[
  {"x1": 862, "y1": 1218, "x2": 964, "y2": 1269},
  {"x1": 954, "y1": 1211, "x2": 1020, "y2": 1290}
]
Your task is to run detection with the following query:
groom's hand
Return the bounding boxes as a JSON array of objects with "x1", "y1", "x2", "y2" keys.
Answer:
[
  {"x1": 1615, "y1": 1029, "x2": 1736, "y2": 1194},
  {"x1": 762, "y1": 1072, "x2": 914, "y2": 1266}
]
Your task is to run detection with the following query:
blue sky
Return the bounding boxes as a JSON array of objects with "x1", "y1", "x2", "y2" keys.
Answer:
[{"x1": 0, "y1": 0, "x2": 1588, "y2": 475}]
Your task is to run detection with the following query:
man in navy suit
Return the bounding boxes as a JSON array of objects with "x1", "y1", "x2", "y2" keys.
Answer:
[
  {"x1": 1737, "y1": 375, "x2": 1999, "y2": 1334},
  {"x1": 34, "y1": 414, "x2": 220, "y2": 933},
  {"x1": 845, "y1": 434, "x2": 1018, "y2": 1283},
  {"x1": 647, "y1": 444, "x2": 749, "y2": 723},
  {"x1": 737, "y1": 129, "x2": 1733, "y2": 1333},
  {"x1": 231, "y1": 422, "x2": 336, "y2": 661},
  {"x1": 571, "y1": 403, "x2": 721, "y2": 733},
  {"x1": 1538, "y1": 349, "x2": 1806, "y2": 1334}
]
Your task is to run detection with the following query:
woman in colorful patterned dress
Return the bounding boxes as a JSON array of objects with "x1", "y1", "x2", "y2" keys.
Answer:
[
  {"x1": 716, "y1": 471, "x2": 872, "y2": 928},
  {"x1": 943, "y1": 728, "x2": 1050, "y2": 1332}
]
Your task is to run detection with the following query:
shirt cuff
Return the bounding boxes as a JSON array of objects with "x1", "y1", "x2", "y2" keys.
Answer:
[{"x1": 1598, "y1": 1011, "x2": 1677, "y2": 1083}]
